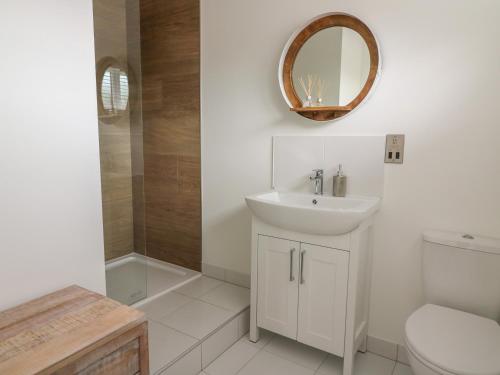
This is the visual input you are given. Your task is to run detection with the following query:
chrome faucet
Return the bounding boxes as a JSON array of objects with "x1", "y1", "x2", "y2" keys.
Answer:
[{"x1": 309, "y1": 169, "x2": 324, "y2": 195}]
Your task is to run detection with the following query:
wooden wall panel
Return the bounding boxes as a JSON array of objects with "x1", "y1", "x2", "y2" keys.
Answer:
[
  {"x1": 93, "y1": 0, "x2": 147, "y2": 260},
  {"x1": 127, "y1": 0, "x2": 147, "y2": 254},
  {"x1": 93, "y1": 0, "x2": 135, "y2": 261},
  {"x1": 140, "y1": 0, "x2": 201, "y2": 271}
]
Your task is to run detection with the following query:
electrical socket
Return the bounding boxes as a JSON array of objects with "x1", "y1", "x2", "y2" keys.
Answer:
[{"x1": 385, "y1": 134, "x2": 405, "y2": 164}]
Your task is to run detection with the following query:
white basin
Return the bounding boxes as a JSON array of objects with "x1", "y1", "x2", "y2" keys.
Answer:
[{"x1": 245, "y1": 191, "x2": 381, "y2": 236}]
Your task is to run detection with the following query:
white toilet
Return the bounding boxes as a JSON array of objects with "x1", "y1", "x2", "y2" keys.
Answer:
[{"x1": 405, "y1": 230, "x2": 500, "y2": 375}]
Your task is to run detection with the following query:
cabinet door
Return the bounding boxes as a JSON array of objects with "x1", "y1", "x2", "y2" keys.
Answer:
[
  {"x1": 297, "y1": 243, "x2": 349, "y2": 356},
  {"x1": 257, "y1": 235, "x2": 299, "y2": 339}
]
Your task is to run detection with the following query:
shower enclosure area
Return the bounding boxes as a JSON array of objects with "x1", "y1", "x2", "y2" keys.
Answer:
[{"x1": 92, "y1": 0, "x2": 201, "y2": 306}]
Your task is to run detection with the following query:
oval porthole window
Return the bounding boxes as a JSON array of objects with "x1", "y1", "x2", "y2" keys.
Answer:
[
  {"x1": 101, "y1": 66, "x2": 129, "y2": 112},
  {"x1": 96, "y1": 57, "x2": 131, "y2": 124}
]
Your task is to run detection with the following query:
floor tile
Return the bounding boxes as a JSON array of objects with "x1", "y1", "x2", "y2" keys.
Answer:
[
  {"x1": 159, "y1": 300, "x2": 233, "y2": 339},
  {"x1": 238, "y1": 350, "x2": 315, "y2": 375},
  {"x1": 205, "y1": 341, "x2": 259, "y2": 375},
  {"x1": 239, "y1": 329, "x2": 275, "y2": 349},
  {"x1": 263, "y1": 335, "x2": 327, "y2": 370},
  {"x1": 160, "y1": 345, "x2": 201, "y2": 375},
  {"x1": 393, "y1": 363, "x2": 413, "y2": 375},
  {"x1": 199, "y1": 283, "x2": 250, "y2": 312},
  {"x1": 317, "y1": 352, "x2": 396, "y2": 375},
  {"x1": 138, "y1": 292, "x2": 192, "y2": 320},
  {"x1": 176, "y1": 276, "x2": 223, "y2": 298},
  {"x1": 202, "y1": 318, "x2": 239, "y2": 367},
  {"x1": 354, "y1": 352, "x2": 396, "y2": 375},
  {"x1": 316, "y1": 354, "x2": 342, "y2": 375},
  {"x1": 147, "y1": 264, "x2": 186, "y2": 296},
  {"x1": 148, "y1": 320, "x2": 198, "y2": 373}
]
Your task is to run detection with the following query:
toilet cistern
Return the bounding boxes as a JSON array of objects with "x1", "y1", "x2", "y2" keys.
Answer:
[{"x1": 309, "y1": 169, "x2": 324, "y2": 195}]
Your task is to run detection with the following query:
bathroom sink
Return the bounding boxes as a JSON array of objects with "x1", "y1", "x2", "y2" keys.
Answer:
[{"x1": 245, "y1": 191, "x2": 380, "y2": 235}]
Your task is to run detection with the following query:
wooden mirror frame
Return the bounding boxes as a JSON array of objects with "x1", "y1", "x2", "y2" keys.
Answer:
[{"x1": 279, "y1": 13, "x2": 380, "y2": 121}]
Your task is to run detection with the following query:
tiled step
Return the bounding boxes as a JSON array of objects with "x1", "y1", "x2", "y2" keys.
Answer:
[
  {"x1": 159, "y1": 308, "x2": 250, "y2": 375},
  {"x1": 137, "y1": 276, "x2": 250, "y2": 375}
]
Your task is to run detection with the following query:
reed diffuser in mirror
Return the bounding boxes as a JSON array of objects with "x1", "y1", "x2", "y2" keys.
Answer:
[
  {"x1": 316, "y1": 79, "x2": 327, "y2": 107},
  {"x1": 298, "y1": 75, "x2": 316, "y2": 107}
]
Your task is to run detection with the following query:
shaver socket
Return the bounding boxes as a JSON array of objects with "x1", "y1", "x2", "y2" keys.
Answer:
[{"x1": 385, "y1": 134, "x2": 405, "y2": 164}]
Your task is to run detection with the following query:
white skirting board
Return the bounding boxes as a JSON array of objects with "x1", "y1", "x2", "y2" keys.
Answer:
[
  {"x1": 366, "y1": 335, "x2": 409, "y2": 365},
  {"x1": 202, "y1": 263, "x2": 251, "y2": 289}
]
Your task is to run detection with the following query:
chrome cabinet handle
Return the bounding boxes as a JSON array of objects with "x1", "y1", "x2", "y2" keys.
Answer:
[
  {"x1": 289, "y1": 248, "x2": 295, "y2": 281},
  {"x1": 300, "y1": 250, "x2": 306, "y2": 284}
]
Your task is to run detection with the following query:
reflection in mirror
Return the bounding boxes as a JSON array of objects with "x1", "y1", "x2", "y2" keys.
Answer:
[
  {"x1": 96, "y1": 57, "x2": 131, "y2": 124},
  {"x1": 292, "y1": 27, "x2": 370, "y2": 107},
  {"x1": 101, "y1": 66, "x2": 129, "y2": 115}
]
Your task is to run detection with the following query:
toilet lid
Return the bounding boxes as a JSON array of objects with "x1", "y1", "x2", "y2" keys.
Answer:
[{"x1": 405, "y1": 304, "x2": 500, "y2": 375}]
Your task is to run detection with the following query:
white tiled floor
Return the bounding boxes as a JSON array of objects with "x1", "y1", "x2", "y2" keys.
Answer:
[
  {"x1": 140, "y1": 291, "x2": 192, "y2": 320},
  {"x1": 237, "y1": 350, "x2": 315, "y2": 375},
  {"x1": 393, "y1": 363, "x2": 414, "y2": 375},
  {"x1": 138, "y1": 276, "x2": 251, "y2": 374},
  {"x1": 264, "y1": 335, "x2": 327, "y2": 370},
  {"x1": 148, "y1": 320, "x2": 197, "y2": 373},
  {"x1": 158, "y1": 299, "x2": 234, "y2": 339},
  {"x1": 176, "y1": 276, "x2": 224, "y2": 298},
  {"x1": 202, "y1": 332, "x2": 414, "y2": 375},
  {"x1": 205, "y1": 341, "x2": 259, "y2": 375},
  {"x1": 140, "y1": 275, "x2": 413, "y2": 375},
  {"x1": 200, "y1": 283, "x2": 251, "y2": 312}
]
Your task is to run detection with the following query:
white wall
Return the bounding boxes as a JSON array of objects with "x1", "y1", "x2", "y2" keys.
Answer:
[
  {"x1": 0, "y1": 0, "x2": 105, "y2": 310},
  {"x1": 202, "y1": 0, "x2": 500, "y2": 344}
]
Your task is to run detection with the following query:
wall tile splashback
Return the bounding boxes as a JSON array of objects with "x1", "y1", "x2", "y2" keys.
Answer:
[{"x1": 273, "y1": 136, "x2": 385, "y2": 197}]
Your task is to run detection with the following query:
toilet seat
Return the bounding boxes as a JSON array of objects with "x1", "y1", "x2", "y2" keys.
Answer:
[
  {"x1": 405, "y1": 341, "x2": 456, "y2": 375},
  {"x1": 405, "y1": 304, "x2": 500, "y2": 375}
]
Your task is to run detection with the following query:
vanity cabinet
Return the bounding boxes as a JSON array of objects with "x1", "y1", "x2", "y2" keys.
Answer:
[
  {"x1": 257, "y1": 236, "x2": 348, "y2": 356},
  {"x1": 250, "y1": 217, "x2": 374, "y2": 375},
  {"x1": 297, "y1": 242, "x2": 349, "y2": 355},
  {"x1": 257, "y1": 236, "x2": 300, "y2": 339}
]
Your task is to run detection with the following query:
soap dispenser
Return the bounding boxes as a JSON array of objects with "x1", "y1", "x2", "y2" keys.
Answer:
[{"x1": 333, "y1": 164, "x2": 347, "y2": 197}]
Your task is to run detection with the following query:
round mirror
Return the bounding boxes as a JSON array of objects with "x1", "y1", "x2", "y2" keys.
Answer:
[
  {"x1": 279, "y1": 13, "x2": 380, "y2": 121},
  {"x1": 292, "y1": 27, "x2": 370, "y2": 107},
  {"x1": 96, "y1": 57, "x2": 130, "y2": 124}
]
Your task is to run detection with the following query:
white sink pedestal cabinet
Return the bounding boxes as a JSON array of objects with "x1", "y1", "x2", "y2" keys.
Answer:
[{"x1": 249, "y1": 216, "x2": 375, "y2": 375}]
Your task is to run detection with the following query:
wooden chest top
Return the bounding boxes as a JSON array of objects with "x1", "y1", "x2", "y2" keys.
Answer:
[{"x1": 0, "y1": 285, "x2": 145, "y2": 374}]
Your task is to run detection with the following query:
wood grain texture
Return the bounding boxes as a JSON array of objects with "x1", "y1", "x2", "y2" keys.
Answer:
[
  {"x1": 57, "y1": 338, "x2": 139, "y2": 375},
  {"x1": 127, "y1": 0, "x2": 147, "y2": 255},
  {"x1": 140, "y1": 0, "x2": 201, "y2": 271},
  {"x1": 282, "y1": 13, "x2": 380, "y2": 121},
  {"x1": 0, "y1": 286, "x2": 148, "y2": 375},
  {"x1": 93, "y1": 0, "x2": 136, "y2": 260},
  {"x1": 55, "y1": 323, "x2": 148, "y2": 375}
]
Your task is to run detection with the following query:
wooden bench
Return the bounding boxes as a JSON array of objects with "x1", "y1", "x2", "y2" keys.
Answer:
[{"x1": 0, "y1": 285, "x2": 149, "y2": 375}]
